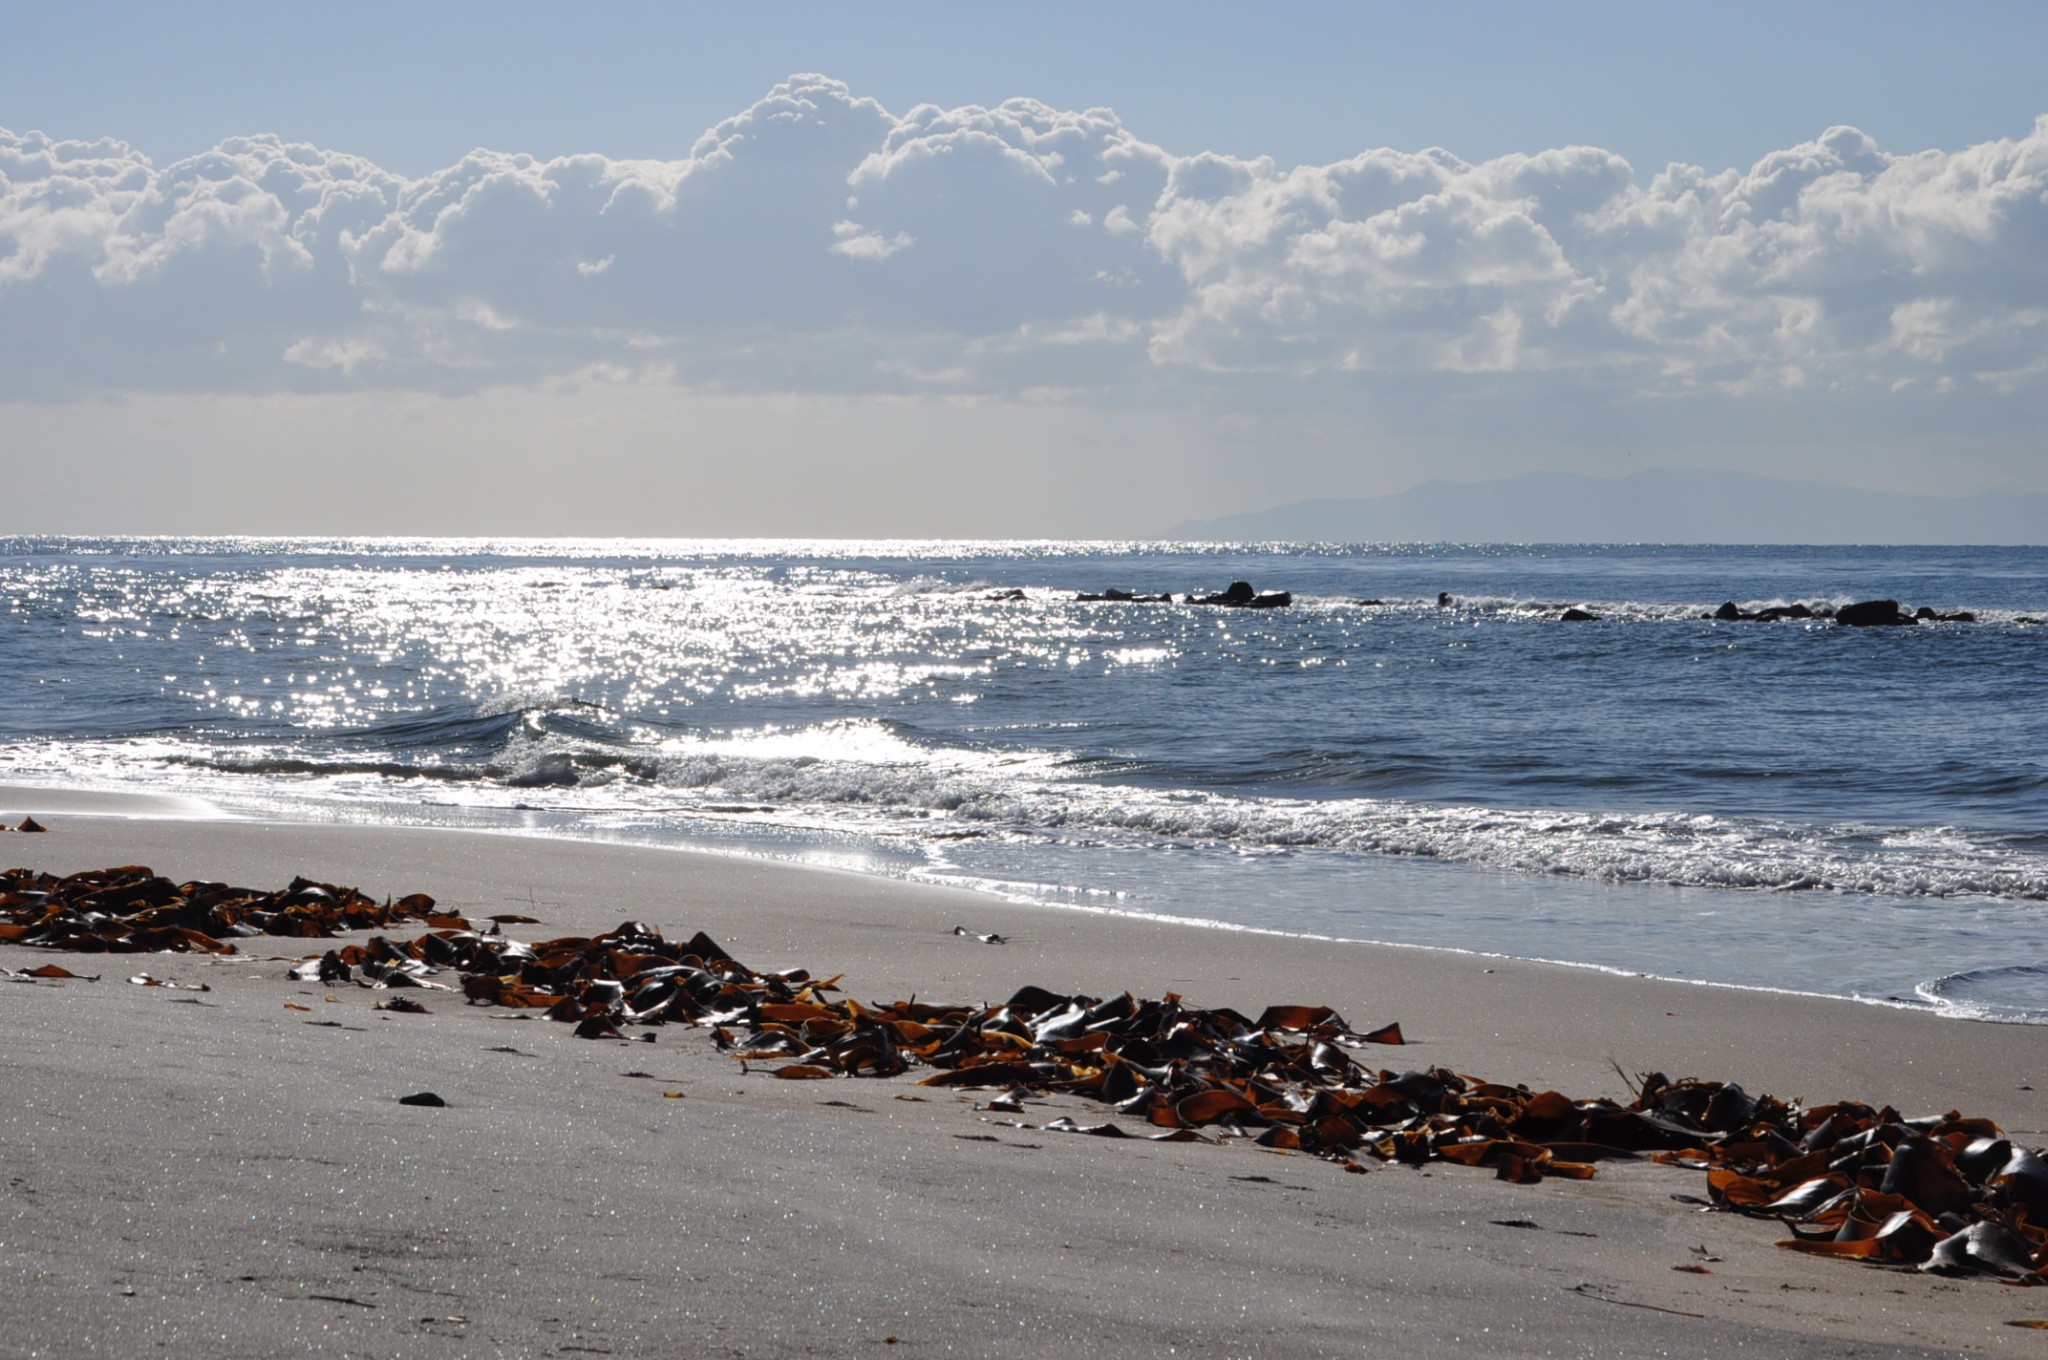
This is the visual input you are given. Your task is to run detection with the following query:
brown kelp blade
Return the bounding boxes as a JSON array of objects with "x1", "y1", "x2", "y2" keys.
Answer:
[
  {"x1": 1779, "y1": 1238, "x2": 1883, "y2": 1260},
  {"x1": 1175, "y1": 1090, "x2": 1265, "y2": 1128},
  {"x1": 1996, "y1": 1150, "x2": 2048, "y2": 1215},
  {"x1": 24, "y1": 963, "x2": 91, "y2": 980},
  {"x1": 1763, "y1": 1176, "x2": 1851, "y2": 1217},
  {"x1": 1921, "y1": 1222, "x2": 2044, "y2": 1279},
  {"x1": 1257, "y1": 1004, "x2": 1337, "y2": 1031},
  {"x1": 919, "y1": 1063, "x2": 1046, "y2": 1089},
  {"x1": 1046, "y1": 1117, "x2": 1130, "y2": 1138}
]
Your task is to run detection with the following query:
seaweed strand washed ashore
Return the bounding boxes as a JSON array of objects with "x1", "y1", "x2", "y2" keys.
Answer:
[
  {"x1": 4, "y1": 863, "x2": 2045, "y2": 1286},
  {"x1": 0, "y1": 864, "x2": 459, "y2": 953}
]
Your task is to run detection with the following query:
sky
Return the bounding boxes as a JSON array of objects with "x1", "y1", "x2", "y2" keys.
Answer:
[{"x1": 3, "y1": 1, "x2": 2046, "y2": 537}]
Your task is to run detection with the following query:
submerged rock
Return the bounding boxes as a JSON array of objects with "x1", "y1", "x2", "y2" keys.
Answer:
[{"x1": 1076, "y1": 587, "x2": 1170, "y2": 603}]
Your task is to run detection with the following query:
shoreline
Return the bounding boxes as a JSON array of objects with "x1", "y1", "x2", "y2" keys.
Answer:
[
  {"x1": 3, "y1": 794, "x2": 2045, "y2": 1356},
  {"x1": 4, "y1": 778, "x2": 2030, "y2": 1027}
]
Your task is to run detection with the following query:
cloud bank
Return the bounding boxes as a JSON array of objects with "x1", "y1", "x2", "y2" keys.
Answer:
[{"x1": 4, "y1": 74, "x2": 2046, "y2": 404}]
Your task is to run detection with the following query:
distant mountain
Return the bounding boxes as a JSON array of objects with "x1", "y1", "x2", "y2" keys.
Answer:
[{"x1": 1167, "y1": 468, "x2": 2048, "y2": 545}]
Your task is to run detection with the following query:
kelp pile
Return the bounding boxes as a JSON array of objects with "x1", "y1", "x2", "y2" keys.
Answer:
[
  {"x1": 0, "y1": 864, "x2": 456, "y2": 952},
  {"x1": 1663, "y1": 1090, "x2": 2048, "y2": 1279},
  {"x1": 4, "y1": 864, "x2": 2045, "y2": 1284}
]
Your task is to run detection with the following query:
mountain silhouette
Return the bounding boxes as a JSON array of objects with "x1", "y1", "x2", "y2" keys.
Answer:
[{"x1": 1167, "y1": 468, "x2": 2048, "y2": 544}]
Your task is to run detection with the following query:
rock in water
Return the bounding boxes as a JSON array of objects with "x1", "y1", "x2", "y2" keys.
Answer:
[
  {"x1": 1191, "y1": 581, "x2": 1293, "y2": 608},
  {"x1": 1835, "y1": 599, "x2": 1914, "y2": 627}
]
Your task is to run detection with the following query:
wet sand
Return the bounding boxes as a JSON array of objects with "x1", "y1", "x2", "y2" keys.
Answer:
[{"x1": 2, "y1": 791, "x2": 2044, "y2": 1358}]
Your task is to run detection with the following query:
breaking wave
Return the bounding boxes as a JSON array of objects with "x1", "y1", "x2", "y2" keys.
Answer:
[
  {"x1": 116, "y1": 711, "x2": 2048, "y2": 905},
  {"x1": 1918, "y1": 963, "x2": 2048, "y2": 1024}
]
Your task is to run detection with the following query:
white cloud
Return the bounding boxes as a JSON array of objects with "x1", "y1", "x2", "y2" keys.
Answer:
[
  {"x1": 829, "y1": 220, "x2": 914, "y2": 259},
  {"x1": 283, "y1": 334, "x2": 386, "y2": 373},
  {"x1": 1, "y1": 84, "x2": 2044, "y2": 405},
  {"x1": 1597, "y1": 119, "x2": 2048, "y2": 389}
]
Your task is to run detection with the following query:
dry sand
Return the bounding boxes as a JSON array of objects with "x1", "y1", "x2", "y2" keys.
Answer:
[{"x1": 1, "y1": 791, "x2": 2044, "y2": 1358}]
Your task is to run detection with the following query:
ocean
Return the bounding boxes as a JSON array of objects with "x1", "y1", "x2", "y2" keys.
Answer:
[{"x1": 3, "y1": 537, "x2": 2044, "y2": 1021}]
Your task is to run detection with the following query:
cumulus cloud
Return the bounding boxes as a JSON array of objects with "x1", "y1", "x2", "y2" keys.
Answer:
[
  {"x1": 2, "y1": 78, "x2": 2045, "y2": 402},
  {"x1": 1144, "y1": 145, "x2": 1631, "y2": 373},
  {"x1": 0, "y1": 128, "x2": 402, "y2": 393},
  {"x1": 1599, "y1": 122, "x2": 2048, "y2": 390}
]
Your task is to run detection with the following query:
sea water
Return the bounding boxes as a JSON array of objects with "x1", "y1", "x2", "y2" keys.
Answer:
[{"x1": 2, "y1": 537, "x2": 2044, "y2": 1020}]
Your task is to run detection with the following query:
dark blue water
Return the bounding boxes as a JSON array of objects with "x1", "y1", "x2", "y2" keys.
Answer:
[{"x1": 3, "y1": 538, "x2": 2044, "y2": 1016}]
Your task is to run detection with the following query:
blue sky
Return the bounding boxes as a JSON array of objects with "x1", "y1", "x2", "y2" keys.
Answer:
[
  {"x1": 12, "y1": 1, "x2": 2044, "y2": 177},
  {"x1": 3, "y1": 2, "x2": 2045, "y2": 535}
]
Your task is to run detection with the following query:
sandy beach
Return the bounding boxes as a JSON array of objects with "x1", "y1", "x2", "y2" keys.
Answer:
[{"x1": 2, "y1": 789, "x2": 2044, "y2": 1358}]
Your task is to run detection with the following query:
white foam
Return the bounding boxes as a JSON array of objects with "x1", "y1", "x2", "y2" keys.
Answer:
[
  {"x1": 15, "y1": 720, "x2": 2048, "y2": 903},
  {"x1": 1916, "y1": 963, "x2": 2048, "y2": 1024}
]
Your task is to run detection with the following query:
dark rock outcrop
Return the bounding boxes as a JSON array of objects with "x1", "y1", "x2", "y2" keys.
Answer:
[
  {"x1": 1708, "y1": 601, "x2": 1818, "y2": 622},
  {"x1": 1560, "y1": 608, "x2": 1598, "y2": 622},
  {"x1": 1191, "y1": 581, "x2": 1292, "y2": 608},
  {"x1": 1835, "y1": 599, "x2": 1916, "y2": 627}
]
